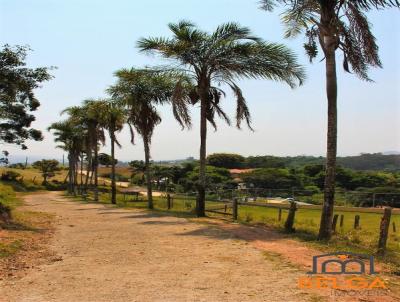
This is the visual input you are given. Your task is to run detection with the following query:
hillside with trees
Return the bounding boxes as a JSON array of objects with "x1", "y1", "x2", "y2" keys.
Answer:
[{"x1": 206, "y1": 153, "x2": 400, "y2": 171}]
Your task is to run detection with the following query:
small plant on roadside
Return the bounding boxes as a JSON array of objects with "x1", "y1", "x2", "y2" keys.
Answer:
[
  {"x1": 244, "y1": 212, "x2": 254, "y2": 223},
  {"x1": 32, "y1": 159, "x2": 60, "y2": 185},
  {"x1": 1, "y1": 170, "x2": 21, "y2": 181},
  {"x1": 0, "y1": 202, "x2": 11, "y2": 224}
]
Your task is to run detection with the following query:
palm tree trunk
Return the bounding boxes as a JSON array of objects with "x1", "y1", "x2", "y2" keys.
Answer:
[
  {"x1": 110, "y1": 131, "x2": 117, "y2": 205},
  {"x1": 84, "y1": 155, "x2": 91, "y2": 192},
  {"x1": 71, "y1": 156, "x2": 76, "y2": 195},
  {"x1": 74, "y1": 156, "x2": 78, "y2": 195},
  {"x1": 80, "y1": 152, "x2": 83, "y2": 193},
  {"x1": 318, "y1": 36, "x2": 338, "y2": 240},
  {"x1": 93, "y1": 144, "x2": 99, "y2": 201},
  {"x1": 143, "y1": 136, "x2": 153, "y2": 209},
  {"x1": 68, "y1": 153, "x2": 73, "y2": 194},
  {"x1": 196, "y1": 91, "x2": 207, "y2": 217},
  {"x1": 90, "y1": 163, "x2": 94, "y2": 185}
]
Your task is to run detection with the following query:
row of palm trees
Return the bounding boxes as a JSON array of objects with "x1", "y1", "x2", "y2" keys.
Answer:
[
  {"x1": 50, "y1": 22, "x2": 304, "y2": 211},
  {"x1": 49, "y1": 0, "x2": 399, "y2": 241}
]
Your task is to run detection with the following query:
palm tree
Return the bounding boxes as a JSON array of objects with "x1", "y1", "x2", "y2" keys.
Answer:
[
  {"x1": 83, "y1": 100, "x2": 106, "y2": 201},
  {"x1": 101, "y1": 99, "x2": 126, "y2": 204},
  {"x1": 60, "y1": 106, "x2": 90, "y2": 193},
  {"x1": 63, "y1": 101, "x2": 106, "y2": 201},
  {"x1": 138, "y1": 21, "x2": 305, "y2": 216},
  {"x1": 108, "y1": 69, "x2": 185, "y2": 209},
  {"x1": 260, "y1": 0, "x2": 400, "y2": 240},
  {"x1": 48, "y1": 119, "x2": 84, "y2": 194}
]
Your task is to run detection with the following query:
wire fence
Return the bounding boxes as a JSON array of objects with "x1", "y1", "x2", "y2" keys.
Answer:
[{"x1": 82, "y1": 186, "x2": 400, "y2": 257}]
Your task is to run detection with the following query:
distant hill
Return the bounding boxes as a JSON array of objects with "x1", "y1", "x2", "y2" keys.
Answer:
[
  {"x1": 208, "y1": 153, "x2": 400, "y2": 171},
  {"x1": 336, "y1": 153, "x2": 400, "y2": 171},
  {"x1": 382, "y1": 151, "x2": 400, "y2": 155},
  {"x1": 279, "y1": 153, "x2": 400, "y2": 171}
]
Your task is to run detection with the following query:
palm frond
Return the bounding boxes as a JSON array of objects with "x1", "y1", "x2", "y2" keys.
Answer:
[{"x1": 229, "y1": 83, "x2": 253, "y2": 131}]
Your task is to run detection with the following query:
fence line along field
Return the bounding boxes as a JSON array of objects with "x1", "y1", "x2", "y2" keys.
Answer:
[
  {"x1": 70, "y1": 182, "x2": 400, "y2": 267},
  {"x1": 2, "y1": 164, "x2": 399, "y2": 265}
]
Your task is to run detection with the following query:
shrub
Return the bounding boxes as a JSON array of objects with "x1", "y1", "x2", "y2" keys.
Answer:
[
  {"x1": 0, "y1": 170, "x2": 21, "y2": 181},
  {"x1": 99, "y1": 172, "x2": 130, "y2": 182},
  {"x1": 8, "y1": 163, "x2": 26, "y2": 169},
  {"x1": 0, "y1": 202, "x2": 11, "y2": 223},
  {"x1": 244, "y1": 212, "x2": 254, "y2": 223},
  {"x1": 45, "y1": 182, "x2": 67, "y2": 191}
]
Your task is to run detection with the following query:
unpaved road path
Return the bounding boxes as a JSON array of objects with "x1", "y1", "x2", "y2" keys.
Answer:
[{"x1": 0, "y1": 192, "x2": 328, "y2": 301}]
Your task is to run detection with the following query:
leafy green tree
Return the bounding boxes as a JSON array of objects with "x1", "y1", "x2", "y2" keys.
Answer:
[
  {"x1": 303, "y1": 164, "x2": 324, "y2": 178},
  {"x1": 337, "y1": 153, "x2": 400, "y2": 171},
  {"x1": 207, "y1": 153, "x2": 245, "y2": 169},
  {"x1": 32, "y1": 159, "x2": 60, "y2": 185},
  {"x1": 260, "y1": 0, "x2": 400, "y2": 240},
  {"x1": 0, "y1": 151, "x2": 9, "y2": 166},
  {"x1": 0, "y1": 45, "x2": 52, "y2": 149},
  {"x1": 245, "y1": 155, "x2": 287, "y2": 168},
  {"x1": 129, "y1": 160, "x2": 146, "y2": 173},
  {"x1": 138, "y1": 21, "x2": 305, "y2": 216},
  {"x1": 98, "y1": 153, "x2": 117, "y2": 167},
  {"x1": 241, "y1": 168, "x2": 300, "y2": 189},
  {"x1": 185, "y1": 166, "x2": 232, "y2": 190}
]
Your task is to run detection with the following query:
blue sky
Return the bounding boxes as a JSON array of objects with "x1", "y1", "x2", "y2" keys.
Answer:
[{"x1": 1, "y1": 0, "x2": 399, "y2": 162}]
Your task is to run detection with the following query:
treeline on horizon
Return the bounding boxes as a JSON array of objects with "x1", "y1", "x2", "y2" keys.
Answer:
[{"x1": 200, "y1": 152, "x2": 400, "y2": 172}]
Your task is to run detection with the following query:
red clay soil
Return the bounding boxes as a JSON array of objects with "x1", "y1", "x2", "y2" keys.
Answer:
[{"x1": 0, "y1": 191, "x2": 398, "y2": 302}]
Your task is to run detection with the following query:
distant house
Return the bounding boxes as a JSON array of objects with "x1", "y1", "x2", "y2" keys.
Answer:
[
  {"x1": 229, "y1": 168, "x2": 254, "y2": 175},
  {"x1": 229, "y1": 169, "x2": 255, "y2": 189}
]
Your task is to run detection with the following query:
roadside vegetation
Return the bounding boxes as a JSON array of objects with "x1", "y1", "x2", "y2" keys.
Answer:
[
  {"x1": 0, "y1": 183, "x2": 53, "y2": 263},
  {"x1": 0, "y1": 0, "x2": 399, "y2": 282}
]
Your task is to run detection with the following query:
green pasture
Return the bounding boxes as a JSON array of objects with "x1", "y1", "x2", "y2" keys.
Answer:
[{"x1": 83, "y1": 190, "x2": 400, "y2": 265}]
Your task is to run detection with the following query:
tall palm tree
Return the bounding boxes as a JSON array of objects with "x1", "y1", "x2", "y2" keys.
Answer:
[
  {"x1": 48, "y1": 119, "x2": 84, "y2": 194},
  {"x1": 63, "y1": 101, "x2": 106, "y2": 201},
  {"x1": 260, "y1": 0, "x2": 400, "y2": 240},
  {"x1": 138, "y1": 21, "x2": 305, "y2": 216},
  {"x1": 81, "y1": 100, "x2": 106, "y2": 201},
  {"x1": 108, "y1": 69, "x2": 185, "y2": 209},
  {"x1": 101, "y1": 99, "x2": 126, "y2": 204},
  {"x1": 60, "y1": 105, "x2": 90, "y2": 193}
]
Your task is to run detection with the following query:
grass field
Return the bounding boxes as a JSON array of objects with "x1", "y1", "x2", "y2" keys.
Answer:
[
  {"x1": 0, "y1": 167, "x2": 68, "y2": 190},
  {"x1": 77, "y1": 190, "x2": 400, "y2": 267},
  {"x1": 2, "y1": 166, "x2": 399, "y2": 266},
  {"x1": 0, "y1": 183, "x2": 53, "y2": 259}
]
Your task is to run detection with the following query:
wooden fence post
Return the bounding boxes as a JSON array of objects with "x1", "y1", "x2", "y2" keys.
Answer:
[
  {"x1": 278, "y1": 208, "x2": 282, "y2": 221},
  {"x1": 377, "y1": 207, "x2": 392, "y2": 256},
  {"x1": 232, "y1": 198, "x2": 238, "y2": 221},
  {"x1": 340, "y1": 214, "x2": 344, "y2": 228},
  {"x1": 332, "y1": 214, "x2": 339, "y2": 233},
  {"x1": 167, "y1": 193, "x2": 171, "y2": 210},
  {"x1": 284, "y1": 202, "x2": 297, "y2": 233},
  {"x1": 393, "y1": 222, "x2": 396, "y2": 233},
  {"x1": 354, "y1": 215, "x2": 360, "y2": 229}
]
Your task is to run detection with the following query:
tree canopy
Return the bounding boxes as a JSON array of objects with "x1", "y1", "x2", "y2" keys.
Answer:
[
  {"x1": 206, "y1": 153, "x2": 245, "y2": 169},
  {"x1": 0, "y1": 45, "x2": 53, "y2": 149}
]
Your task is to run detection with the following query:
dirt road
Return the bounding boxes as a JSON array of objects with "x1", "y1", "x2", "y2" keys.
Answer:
[{"x1": 0, "y1": 192, "x2": 322, "y2": 302}]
